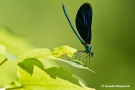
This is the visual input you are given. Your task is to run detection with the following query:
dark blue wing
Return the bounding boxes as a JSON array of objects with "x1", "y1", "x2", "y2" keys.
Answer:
[{"x1": 76, "y1": 3, "x2": 92, "y2": 44}]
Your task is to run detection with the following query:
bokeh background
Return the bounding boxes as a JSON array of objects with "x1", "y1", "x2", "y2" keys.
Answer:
[{"x1": 0, "y1": 0, "x2": 135, "y2": 90}]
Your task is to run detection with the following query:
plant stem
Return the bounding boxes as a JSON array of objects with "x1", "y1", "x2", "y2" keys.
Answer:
[{"x1": 0, "y1": 58, "x2": 8, "y2": 66}]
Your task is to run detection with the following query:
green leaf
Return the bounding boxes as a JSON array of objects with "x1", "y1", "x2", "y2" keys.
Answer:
[
  {"x1": 18, "y1": 47, "x2": 94, "y2": 73},
  {"x1": 45, "y1": 67, "x2": 81, "y2": 86},
  {"x1": 16, "y1": 65, "x2": 95, "y2": 90},
  {"x1": 58, "y1": 59, "x2": 95, "y2": 73},
  {"x1": 18, "y1": 58, "x2": 44, "y2": 75},
  {"x1": 51, "y1": 45, "x2": 77, "y2": 58},
  {"x1": 19, "y1": 48, "x2": 56, "y2": 60},
  {"x1": 15, "y1": 44, "x2": 94, "y2": 72},
  {"x1": 5, "y1": 81, "x2": 21, "y2": 88},
  {"x1": 18, "y1": 58, "x2": 80, "y2": 86},
  {"x1": 51, "y1": 45, "x2": 94, "y2": 72}
]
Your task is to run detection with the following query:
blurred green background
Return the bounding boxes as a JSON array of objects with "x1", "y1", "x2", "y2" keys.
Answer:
[{"x1": 0, "y1": 0, "x2": 135, "y2": 90}]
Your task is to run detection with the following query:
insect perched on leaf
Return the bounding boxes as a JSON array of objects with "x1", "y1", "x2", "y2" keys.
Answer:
[{"x1": 62, "y1": 3, "x2": 94, "y2": 62}]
